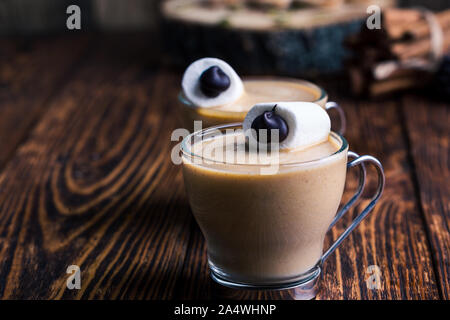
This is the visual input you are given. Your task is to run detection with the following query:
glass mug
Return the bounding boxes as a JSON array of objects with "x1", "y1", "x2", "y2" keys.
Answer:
[
  {"x1": 181, "y1": 124, "x2": 385, "y2": 299},
  {"x1": 177, "y1": 78, "x2": 346, "y2": 134}
]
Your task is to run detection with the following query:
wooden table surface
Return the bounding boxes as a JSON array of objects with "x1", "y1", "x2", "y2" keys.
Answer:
[{"x1": 0, "y1": 34, "x2": 448, "y2": 300}]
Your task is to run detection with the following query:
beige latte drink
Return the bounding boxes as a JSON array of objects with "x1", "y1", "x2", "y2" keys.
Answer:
[
  {"x1": 182, "y1": 130, "x2": 347, "y2": 284},
  {"x1": 179, "y1": 78, "x2": 328, "y2": 129}
]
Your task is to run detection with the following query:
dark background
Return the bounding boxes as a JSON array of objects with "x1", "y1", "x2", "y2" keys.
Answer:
[{"x1": 1, "y1": 0, "x2": 449, "y2": 36}]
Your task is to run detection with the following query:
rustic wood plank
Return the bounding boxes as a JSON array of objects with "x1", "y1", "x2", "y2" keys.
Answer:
[
  {"x1": 0, "y1": 35, "x2": 442, "y2": 299},
  {"x1": 0, "y1": 35, "x2": 90, "y2": 169},
  {"x1": 317, "y1": 94, "x2": 439, "y2": 300},
  {"x1": 174, "y1": 88, "x2": 440, "y2": 299},
  {"x1": 402, "y1": 94, "x2": 450, "y2": 299},
  {"x1": 0, "y1": 37, "x2": 191, "y2": 299}
]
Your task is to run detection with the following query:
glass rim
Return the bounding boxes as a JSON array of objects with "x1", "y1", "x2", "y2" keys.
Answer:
[
  {"x1": 181, "y1": 123, "x2": 348, "y2": 167},
  {"x1": 178, "y1": 77, "x2": 328, "y2": 113}
]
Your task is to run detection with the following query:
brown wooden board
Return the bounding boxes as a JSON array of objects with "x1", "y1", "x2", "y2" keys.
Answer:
[
  {"x1": 317, "y1": 96, "x2": 440, "y2": 299},
  {"x1": 0, "y1": 35, "x2": 90, "y2": 169},
  {"x1": 402, "y1": 94, "x2": 450, "y2": 299},
  {"x1": 0, "y1": 38, "x2": 191, "y2": 299},
  {"x1": 0, "y1": 35, "x2": 447, "y2": 299}
]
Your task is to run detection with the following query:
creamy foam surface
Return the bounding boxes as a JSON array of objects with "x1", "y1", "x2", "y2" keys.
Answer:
[
  {"x1": 187, "y1": 131, "x2": 341, "y2": 174},
  {"x1": 211, "y1": 80, "x2": 321, "y2": 112}
]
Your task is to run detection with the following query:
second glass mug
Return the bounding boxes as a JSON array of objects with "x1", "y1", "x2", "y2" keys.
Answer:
[
  {"x1": 177, "y1": 78, "x2": 347, "y2": 134},
  {"x1": 181, "y1": 124, "x2": 385, "y2": 299}
]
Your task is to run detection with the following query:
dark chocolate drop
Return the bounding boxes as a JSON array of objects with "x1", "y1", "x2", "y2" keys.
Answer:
[
  {"x1": 251, "y1": 106, "x2": 289, "y2": 143},
  {"x1": 199, "y1": 66, "x2": 231, "y2": 97}
]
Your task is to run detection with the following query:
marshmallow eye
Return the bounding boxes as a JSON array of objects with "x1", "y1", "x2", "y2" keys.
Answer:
[
  {"x1": 243, "y1": 102, "x2": 331, "y2": 150},
  {"x1": 182, "y1": 58, "x2": 244, "y2": 108}
]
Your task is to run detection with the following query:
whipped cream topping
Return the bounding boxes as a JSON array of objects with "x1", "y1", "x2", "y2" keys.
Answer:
[
  {"x1": 182, "y1": 58, "x2": 244, "y2": 108},
  {"x1": 243, "y1": 102, "x2": 331, "y2": 150}
]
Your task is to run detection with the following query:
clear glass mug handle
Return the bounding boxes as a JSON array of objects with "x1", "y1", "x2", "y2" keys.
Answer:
[
  {"x1": 325, "y1": 101, "x2": 346, "y2": 135},
  {"x1": 322, "y1": 151, "x2": 385, "y2": 262}
]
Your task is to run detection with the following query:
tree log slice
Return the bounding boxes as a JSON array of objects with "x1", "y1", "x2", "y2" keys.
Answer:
[{"x1": 161, "y1": 0, "x2": 395, "y2": 76}]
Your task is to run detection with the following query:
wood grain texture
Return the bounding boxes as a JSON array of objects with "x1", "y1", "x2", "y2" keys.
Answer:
[
  {"x1": 0, "y1": 35, "x2": 90, "y2": 169},
  {"x1": 0, "y1": 35, "x2": 447, "y2": 299},
  {"x1": 402, "y1": 94, "x2": 450, "y2": 299},
  {"x1": 316, "y1": 94, "x2": 440, "y2": 300},
  {"x1": 0, "y1": 37, "x2": 191, "y2": 299}
]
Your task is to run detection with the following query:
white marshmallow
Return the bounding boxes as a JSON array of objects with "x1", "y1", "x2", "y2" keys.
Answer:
[
  {"x1": 182, "y1": 58, "x2": 244, "y2": 108},
  {"x1": 243, "y1": 102, "x2": 331, "y2": 150}
]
